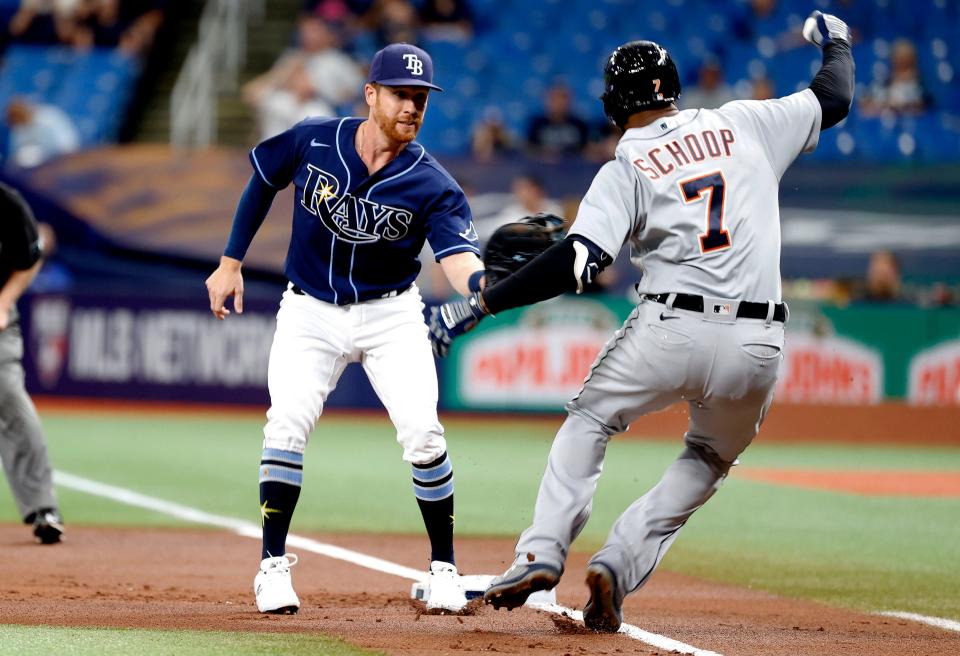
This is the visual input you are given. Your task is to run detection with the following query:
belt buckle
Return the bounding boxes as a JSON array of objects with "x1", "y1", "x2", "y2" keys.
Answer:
[{"x1": 702, "y1": 297, "x2": 739, "y2": 323}]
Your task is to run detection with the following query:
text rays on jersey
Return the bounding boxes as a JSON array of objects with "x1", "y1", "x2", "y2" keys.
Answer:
[
  {"x1": 301, "y1": 164, "x2": 412, "y2": 244},
  {"x1": 632, "y1": 128, "x2": 736, "y2": 181}
]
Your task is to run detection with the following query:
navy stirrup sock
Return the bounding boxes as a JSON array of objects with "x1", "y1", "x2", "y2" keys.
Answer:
[
  {"x1": 413, "y1": 452, "x2": 455, "y2": 565},
  {"x1": 259, "y1": 448, "x2": 303, "y2": 560}
]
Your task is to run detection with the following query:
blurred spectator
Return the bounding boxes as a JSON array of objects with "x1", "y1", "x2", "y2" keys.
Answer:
[
  {"x1": 861, "y1": 39, "x2": 929, "y2": 116},
  {"x1": 680, "y1": 59, "x2": 735, "y2": 110},
  {"x1": 585, "y1": 119, "x2": 619, "y2": 162},
  {"x1": 74, "y1": 0, "x2": 166, "y2": 56},
  {"x1": 526, "y1": 84, "x2": 589, "y2": 159},
  {"x1": 4, "y1": 98, "x2": 79, "y2": 168},
  {"x1": 7, "y1": 0, "x2": 83, "y2": 46},
  {"x1": 303, "y1": 0, "x2": 359, "y2": 25},
  {"x1": 242, "y1": 15, "x2": 363, "y2": 140},
  {"x1": 419, "y1": 0, "x2": 472, "y2": 41},
  {"x1": 470, "y1": 106, "x2": 515, "y2": 162},
  {"x1": 750, "y1": 76, "x2": 776, "y2": 101},
  {"x1": 363, "y1": 0, "x2": 418, "y2": 48},
  {"x1": 856, "y1": 250, "x2": 902, "y2": 302},
  {"x1": 925, "y1": 283, "x2": 956, "y2": 308},
  {"x1": 478, "y1": 174, "x2": 563, "y2": 242}
]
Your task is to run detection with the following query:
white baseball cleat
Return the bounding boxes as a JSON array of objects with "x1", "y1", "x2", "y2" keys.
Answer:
[
  {"x1": 425, "y1": 560, "x2": 468, "y2": 612},
  {"x1": 254, "y1": 554, "x2": 301, "y2": 614}
]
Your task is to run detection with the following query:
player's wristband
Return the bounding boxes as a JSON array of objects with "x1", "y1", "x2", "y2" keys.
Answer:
[{"x1": 468, "y1": 270, "x2": 485, "y2": 293}]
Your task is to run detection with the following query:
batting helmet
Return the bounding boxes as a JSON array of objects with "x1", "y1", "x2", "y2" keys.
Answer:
[{"x1": 601, "y1": 40, "x2": 681, "y2": 128}]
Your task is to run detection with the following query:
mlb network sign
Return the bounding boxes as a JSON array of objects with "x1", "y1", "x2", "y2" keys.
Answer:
[{"x1": 24, "y1": 295, "x2": 277, "y2": 403}]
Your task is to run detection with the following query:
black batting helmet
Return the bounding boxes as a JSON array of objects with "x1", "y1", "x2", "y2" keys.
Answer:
[{"x1": 601, "y1": 40, "x2": 681, "y2": 128}]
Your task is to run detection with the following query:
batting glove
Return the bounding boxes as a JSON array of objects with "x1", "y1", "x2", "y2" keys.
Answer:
[
  {"x1": 802, "y1": 10, "x2": 851, "y2": 48},
  {"x1": 427, "y1": 292, "x2": 488, "y2": 358}
]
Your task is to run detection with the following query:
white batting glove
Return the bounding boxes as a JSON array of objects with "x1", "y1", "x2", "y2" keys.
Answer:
[{"x1": 802, "y1": 10, "x2": 851, "y2": 48}]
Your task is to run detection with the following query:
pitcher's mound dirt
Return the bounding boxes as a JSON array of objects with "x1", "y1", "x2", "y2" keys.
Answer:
[{"x1": 0, "y1": 525, "x2": 956, "y2": 655}]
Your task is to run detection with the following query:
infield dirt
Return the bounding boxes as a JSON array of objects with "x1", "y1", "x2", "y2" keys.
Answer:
[{"x1": 1, "y1": 526, "x2": 957, "y2": 655}]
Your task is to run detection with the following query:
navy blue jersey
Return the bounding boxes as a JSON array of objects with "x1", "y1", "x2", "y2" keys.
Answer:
[{"x1": 250, "y1": 116, "x2": 479, "y2": 305}]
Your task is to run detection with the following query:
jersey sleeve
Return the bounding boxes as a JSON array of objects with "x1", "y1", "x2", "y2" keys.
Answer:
[
  {"x1": 248, "y1": 127, "x2": 301, "y2": 189},
  {"x1": 567, "y1": 158, "x2": 641, "y2": 261},
  {"x1": 718, "y1": 89, "x2": 822, "y2": 179},
  {"x1": 425, "y1": 185, "x2": 481, "y2": 261}
]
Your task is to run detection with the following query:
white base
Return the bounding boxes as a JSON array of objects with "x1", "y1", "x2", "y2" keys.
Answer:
[{"x1": 411, "y1": 574, "x2": 557, "y2": 606}]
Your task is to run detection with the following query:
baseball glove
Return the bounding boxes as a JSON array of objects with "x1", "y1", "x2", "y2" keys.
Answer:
[{"x1": 483, "y1": 213, "x2": 566, "y2": 286}]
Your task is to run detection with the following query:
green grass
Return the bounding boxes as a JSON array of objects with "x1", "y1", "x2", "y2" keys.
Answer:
[
  {"x1": 2, "y1": 411, "x2": 959, "y2": 621},
  {"x1": 0, "y1": 625, "x2": 380, "y2": 655}
]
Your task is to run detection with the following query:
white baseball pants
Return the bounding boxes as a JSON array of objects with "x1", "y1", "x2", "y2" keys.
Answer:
[{"x1": 262, "y1": 284, "x2": 446, "y2": 465}]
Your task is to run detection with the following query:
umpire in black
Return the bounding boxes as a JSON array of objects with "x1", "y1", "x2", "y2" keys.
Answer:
[{"x1": 0, "y1": 182, "x2": 63, "y2": 543}]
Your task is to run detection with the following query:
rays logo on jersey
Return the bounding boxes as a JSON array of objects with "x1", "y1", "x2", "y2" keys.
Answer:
[{"x1": 301, "y1": 164, "x2": 413, "y2": 244}]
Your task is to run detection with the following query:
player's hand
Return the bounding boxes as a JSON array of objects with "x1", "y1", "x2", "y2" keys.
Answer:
[
  {"x1": 205, "y1": 256, "x2": 244, "y2": 320},
  {"x1": 802, "y1": 10, "x2": 850, "y2": 48},
  {"x1": 0, "y1": 304, "x2": 9, "y2": 331},
  {"x1": 427, "y1": 292, "x2": 489, "y2": 358}
]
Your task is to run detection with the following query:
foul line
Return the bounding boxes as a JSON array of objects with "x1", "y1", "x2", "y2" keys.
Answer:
[
  {"x1": 877, "y1": 611, "x2": 960, "y2": 633},
  {"x1": 53, "y1": 470, "x2": 722, "y2": 655}
]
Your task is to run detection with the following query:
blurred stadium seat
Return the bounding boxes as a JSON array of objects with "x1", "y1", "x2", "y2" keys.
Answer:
[{"x1": 0, "y1": 45, "x2": 141, "y2": 149}]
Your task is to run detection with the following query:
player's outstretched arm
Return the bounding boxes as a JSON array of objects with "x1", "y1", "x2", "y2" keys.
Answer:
[
  {"x1": 438, "y1": 251, "x2": 485, "y2": 296},
  {"x1": 803, "y1": 10, "x2": 855, "y2": 130},
  {"x1": 205, "y1": 256, "x2": 244, "y2": 320},
  {"x1": 205, "y1": 173, "x2": 279, "y2": 320},
  {"x1": 427, "y1": 235, "x2": 611, "y2": 357}
]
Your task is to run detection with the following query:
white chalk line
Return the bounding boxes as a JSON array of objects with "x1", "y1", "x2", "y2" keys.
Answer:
[
  {"x1": 877, "y1": 611, "x2": 960, "y2": 633},
  {"x1": 54, "y1": 470, "x2": 722, "y2": 655}
]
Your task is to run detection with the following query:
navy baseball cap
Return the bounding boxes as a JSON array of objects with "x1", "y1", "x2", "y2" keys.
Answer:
[{"x1": 368, "y1": 43, "x2": 443, "y2": 91}]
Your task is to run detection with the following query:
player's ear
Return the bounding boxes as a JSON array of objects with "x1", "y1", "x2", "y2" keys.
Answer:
[{"x1": 364, "y1": 82, "x2": 378, "y2": 107}]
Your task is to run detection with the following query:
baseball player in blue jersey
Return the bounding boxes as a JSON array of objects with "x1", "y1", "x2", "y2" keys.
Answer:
[{"x1": 205, "y1": 43, "x2": 485, "y2": 614}]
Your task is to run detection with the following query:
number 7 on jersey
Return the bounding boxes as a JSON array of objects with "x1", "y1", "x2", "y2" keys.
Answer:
[{"x1": 679, "y1": 171, "x2": 731, "y2": 253}]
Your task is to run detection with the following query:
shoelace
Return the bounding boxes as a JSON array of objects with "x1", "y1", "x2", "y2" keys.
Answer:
[{"x1": 266, "y1": 553, "x2": 298, "y2": 572}]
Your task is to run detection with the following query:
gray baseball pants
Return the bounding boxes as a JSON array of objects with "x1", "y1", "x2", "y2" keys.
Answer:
[
  {"x1": 514, "y1": 297, "x2": 784, "y2": 595},
  {"x1": 0, "y1": 317, "x2": 57, "y2": 520}
]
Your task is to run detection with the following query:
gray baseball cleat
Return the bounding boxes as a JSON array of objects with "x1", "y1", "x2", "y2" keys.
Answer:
[
  {"x1": 31, "y1": 508, "x2": 64, "y2": 545},
  {"x1": 483, "y1": 560, "x2": 561, "y2": 610},
  {"x1": 583, "y1": 562, "x2": 623, "y2": 633}
]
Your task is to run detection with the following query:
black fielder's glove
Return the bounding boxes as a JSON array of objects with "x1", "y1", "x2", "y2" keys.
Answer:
[
  {"x1": 483, "y1": 213, "x2": 566, "y2": 287},
  {"x1": 428, "y1": 292, "x2": 488, "y2": 358}
]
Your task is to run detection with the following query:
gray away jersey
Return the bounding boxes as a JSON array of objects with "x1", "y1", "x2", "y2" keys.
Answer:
[{"x1": 570, "y1": 89, "x2": 822, "y2": 303}]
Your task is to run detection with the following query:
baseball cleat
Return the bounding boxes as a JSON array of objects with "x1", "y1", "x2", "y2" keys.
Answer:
[
  {"x1": 583, "y1": 562, "x2": 623, "y2": 633},
  {"x1": 483, "y1": 560, "x2": 561, "y2": 610},
  {"x1": 31, "y1": 509, "x2": 64, "y2": 545},
  {"x1": 254, "y1": 554, "x2": 300, "y2": 614},
  {"x1": 425, "y1": 561, "x2": 468, "y2": 612}
]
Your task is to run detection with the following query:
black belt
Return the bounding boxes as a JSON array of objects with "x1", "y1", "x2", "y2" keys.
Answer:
[
  {"x1": 290, "y1": 284, "x2": 410, "y2": 299},
  {"x1": 642, "y1": 293, "x2": 787, "y2": 322}
]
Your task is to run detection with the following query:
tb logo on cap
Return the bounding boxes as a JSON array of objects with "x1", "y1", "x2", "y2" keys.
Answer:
[{"x1": 403, "y1": 53, "x2": 423, "y2": 76}]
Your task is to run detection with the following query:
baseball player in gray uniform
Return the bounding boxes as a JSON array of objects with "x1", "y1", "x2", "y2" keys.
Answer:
[
  {"x1": 429, "y1": 11, "x2": 854, "y2": 632},
  {"x1": 0, "y1": 183, "x2": 63, "y2": 544}
]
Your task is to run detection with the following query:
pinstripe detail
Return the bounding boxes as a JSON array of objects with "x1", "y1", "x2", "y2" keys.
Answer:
[
  {"x1": 349, "y1": 245, "x2": 359, "y2": 303},
  {"x1": 364, "y1": 143, "x2": 425, "y2": 200},
  {"x1": 329, "y1": 236, "x2": 338, "y2": 304},
  {"x1": 328, "y1": 117, "x2": 353, "y2": 305},
  {"x1": 432, "y1": 243, "x2": 482, "y2": 258},
  {"x1": 259, "y1": 464, "x2": 303, "y2": 486},
  {"x1": 250, "y1": 149, "x2": 277, "y2": 188},
  {"x1": 413, "y1": 478, "x2": 454, "y2": 501}
]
